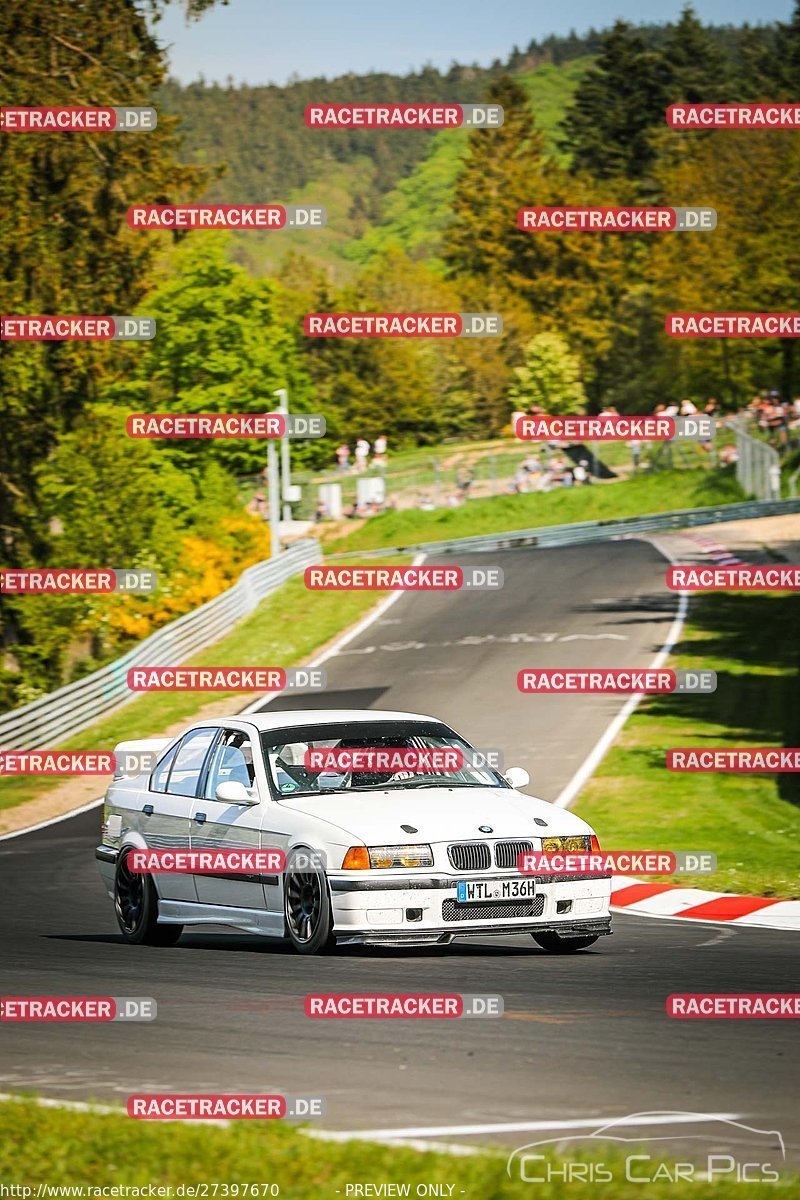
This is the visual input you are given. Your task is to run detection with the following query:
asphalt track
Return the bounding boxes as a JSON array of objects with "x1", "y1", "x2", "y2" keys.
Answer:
[{"x1": 1, "y1": 541, "x2": 798, "y2": 1164}]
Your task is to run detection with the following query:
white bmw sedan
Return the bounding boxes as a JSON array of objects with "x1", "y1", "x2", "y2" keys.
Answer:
[{"x1": 96, "y1": 709, "x2": 612, "y2": 955}]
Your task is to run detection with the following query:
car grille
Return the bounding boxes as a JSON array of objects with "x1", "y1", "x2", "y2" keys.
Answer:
[
  {"x1": 447, "y1": 842, "x2": 490, "y2": 872},
  {"x1": 494, "y1": 839, "x2": 533, "y2": 869},
  {"x1": 442, "y1": 895, "x2": 545, "y2": 922}
]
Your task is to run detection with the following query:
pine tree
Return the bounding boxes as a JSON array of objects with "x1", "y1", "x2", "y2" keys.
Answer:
[
  {"x1": 663, "y1": 6, "x2": 731, "y2": 101},
  {"x1": 443, "y1": 75, "x2": 545, "y2": 283},
  {"x1": 560, "y1": 21, "x2": 670, "y2": 179}
]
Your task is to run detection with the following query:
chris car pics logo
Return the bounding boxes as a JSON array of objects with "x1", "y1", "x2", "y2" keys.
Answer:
[{"x1": 507, "y1": 1112, "x2": 784, "y2": 1184}]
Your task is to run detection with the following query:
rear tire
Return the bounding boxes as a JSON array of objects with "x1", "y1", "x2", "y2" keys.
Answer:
[
  {"x1": 533, "y1": 932, "x2": 599, "y2": 954},
  {"x1": 114, "y1": 849, "x2": 183, "y2": 946},
  {"x1": 284, "y1": 849, "x2": 336, "y2": 955}
]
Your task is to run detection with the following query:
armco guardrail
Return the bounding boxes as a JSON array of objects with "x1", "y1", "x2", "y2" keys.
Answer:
[
  {"x1": 326, "y1": 498, "x2": 800, "y2": 559},
  {"x1": 0, "y1": 539, "x2": 321, "y2": 752}
]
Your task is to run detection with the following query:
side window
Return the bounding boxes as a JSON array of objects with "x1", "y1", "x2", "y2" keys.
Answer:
[
  {"x1": 166, "y1": 728, "x2": 218, "y2": 798},
  {"x1": 150, "y1": 742, "x2": 178, "y2": 794},
  {"x1": 204, "y1": 729, "x2": 257, "y2": 800}
]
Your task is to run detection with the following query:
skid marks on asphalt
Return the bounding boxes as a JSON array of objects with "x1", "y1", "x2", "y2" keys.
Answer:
[{"x1": 336, "y1": 631, "x2": 629, "y2": 656}]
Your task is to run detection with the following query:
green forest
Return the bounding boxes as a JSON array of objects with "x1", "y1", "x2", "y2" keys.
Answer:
[{"x1": 1, "y1": 0, "x2": 799, "y2": 710}]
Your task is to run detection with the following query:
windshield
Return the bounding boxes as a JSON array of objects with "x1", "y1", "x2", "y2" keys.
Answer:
[{"x1": 260, "y1": 719, "x2": 507, "y2": 798}]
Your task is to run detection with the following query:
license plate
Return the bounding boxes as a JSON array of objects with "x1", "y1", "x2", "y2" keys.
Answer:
[{"x1": 456, "y1": 878, "x2": 536, "y2": 903}]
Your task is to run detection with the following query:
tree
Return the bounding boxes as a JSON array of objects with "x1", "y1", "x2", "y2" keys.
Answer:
[
  {"x1": 444, "y1": 75, "x2": 545, "y2": 283},
  {"x1": 112, "y1": 236, "x2": 313, "y2": 476},
  {"x1": 649, "y1": 130, "x2": 800, "y2": 405},
  {"x1": 510, "y1": 334, "x2": 586, "y2": 414},
  {"x1": 662, "y1": 6, "x2": 731, "y2": 101},
  {"x1": 0, "y1": 0, "x2": 217, "y2": 566},
  {"x1": 560, "y1": 21, "x2": 670, "y2": 180}
]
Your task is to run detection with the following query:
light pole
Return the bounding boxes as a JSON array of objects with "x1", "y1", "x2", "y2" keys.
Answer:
[
  {"x1": 267, "y1": 439, "x2": 281, "y2": 558},
  {"x1": 273, "y1": 387, "x2": 292, "y2": 523}
]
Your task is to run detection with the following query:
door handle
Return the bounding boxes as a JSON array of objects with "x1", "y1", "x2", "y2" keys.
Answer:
[
  {"x1": 142, "y1": 804, "x2": 154, "y2": 816},
  {"x1": 194, "y1": 812, "x2": 207, "y2": 824}
]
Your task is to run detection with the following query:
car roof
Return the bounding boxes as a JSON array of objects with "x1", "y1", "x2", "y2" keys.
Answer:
[{"x1": 203, "y1": 708, "x2": 442, "y2": 732}]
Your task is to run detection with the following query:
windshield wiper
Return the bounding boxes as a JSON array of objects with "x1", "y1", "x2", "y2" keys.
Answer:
[{"x1": 389, "y1": 778, "x2": 464, "y2": 789}]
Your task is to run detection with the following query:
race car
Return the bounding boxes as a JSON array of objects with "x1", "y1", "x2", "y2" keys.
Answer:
[{"x1": 96, "y1": 709, "x2": 612, "y2": 954}]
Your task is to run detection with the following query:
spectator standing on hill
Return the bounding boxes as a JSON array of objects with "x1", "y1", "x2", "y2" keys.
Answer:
[
  {"x1": 354, "y1": 438, "x2": 370, "y2": 473},
  {"x1": 373, "y1": 435, "x2": 388, "y2": 470},
  {"x1": 335, "y1": 443, "x2": 350, "y2": 473}
]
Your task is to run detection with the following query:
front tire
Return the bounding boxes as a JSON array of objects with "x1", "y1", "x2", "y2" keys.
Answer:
[
  {"x1": 284, "y1": 849, "x2": 335, "y2": 955},
  {"x1": 114, "y1": 849, "x2": 183, "y2": 946},
  {"x1": 533, "y1": 932, "x2": 599, "y2": 954}
]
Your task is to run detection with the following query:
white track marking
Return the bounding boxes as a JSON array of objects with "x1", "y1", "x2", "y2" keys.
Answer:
[
  {"x1": 0, "y1": 796, "x2": 103, "y2": 843},
  {"x1": 242, "y1": 552, "x2": 426, "y2": 713},
  {"x1": 0, "y1": 554, "x2": 426, "y2": 841},
  {"x1": 553, "y1": 536, "x2": 689, "y2": 809},
  {"x1": 305, "y1": 1111, "x2": 741, "y2": 1142}
]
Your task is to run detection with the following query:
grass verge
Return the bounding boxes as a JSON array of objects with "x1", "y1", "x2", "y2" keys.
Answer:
[
  {"x1": 324, "y1": 469, "x2": 743, "y2": 554},
  {"x1": 575, "y1": 593, "x2": 800, "y2": 897},
  {"x1": 0, "y1": 569, "x2": 405, "y2": 815},
  {"x1": 0, "y1": 1098, "x2": 796, "y2": 1197}
]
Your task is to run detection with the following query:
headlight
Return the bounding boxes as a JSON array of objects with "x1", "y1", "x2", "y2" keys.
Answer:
[
  {"x1": 368, "y1": 844, "x2": 434, "y2": 869},
  {"x1": 541, "y1": 835, "x2": 592, "y2": 853}
]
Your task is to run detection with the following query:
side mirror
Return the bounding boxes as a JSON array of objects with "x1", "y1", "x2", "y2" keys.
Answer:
[
  {"x1": 215, "y1": 780, "x2": 258, "y2": 805},
  {"x1": 505, "y1": 766, "x2": 530, "y2": 790}
]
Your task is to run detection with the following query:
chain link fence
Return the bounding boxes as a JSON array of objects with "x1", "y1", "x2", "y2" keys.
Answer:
[{"x1": 731, "y1": 415, "x2": 783, "y2": 501}]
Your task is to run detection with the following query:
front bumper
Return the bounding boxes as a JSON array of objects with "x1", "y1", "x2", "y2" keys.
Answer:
[{"x1": 329, "y1": 871, "x2": 612, "y2": 946}]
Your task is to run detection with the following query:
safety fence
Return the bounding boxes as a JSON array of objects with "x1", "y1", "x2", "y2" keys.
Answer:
[
  {"x1": 0, "y1": 540, "x2": 321, "y2": 751},
  {"x1": 326, "y1": 498, "x2": 800, "y2": 559}
]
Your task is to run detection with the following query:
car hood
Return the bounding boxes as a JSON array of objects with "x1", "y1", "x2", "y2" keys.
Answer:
[{"x1": 277, "y1": 785, "x2": 595, "y2": 845}]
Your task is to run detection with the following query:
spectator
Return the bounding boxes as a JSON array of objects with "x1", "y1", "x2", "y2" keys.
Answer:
[
  {"x1": 373, "y1": 434, "x2": 388, "y2": 469},
  {"x1": 455, "y1": 467, "x2": 474, "y2": 501},
  {"x1": 628, "y1": 439, "x2": 641, "y2": 471},
  {"x1": 573, "y1": 460, "x2": 589, "y2": 485},
  {"x1": 354, "y1": 438, "x2": 370, "y2": 473},
  {"x1": 335, "y1": 443, "x2": 350, "y2": 473}
]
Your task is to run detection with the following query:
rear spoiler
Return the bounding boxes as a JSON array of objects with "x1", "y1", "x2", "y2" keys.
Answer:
[{"x1": 113, "y1": 737, "x2": 171, "y2": 779}]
